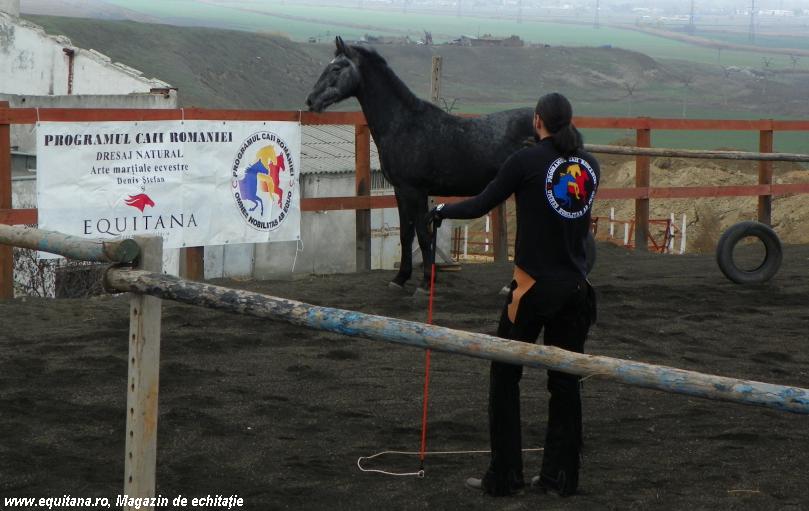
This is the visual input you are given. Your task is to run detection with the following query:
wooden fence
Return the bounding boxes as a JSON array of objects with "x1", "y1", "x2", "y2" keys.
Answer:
[{"x1": 3, "y1": 104, "x2": 809, "y2": 298}]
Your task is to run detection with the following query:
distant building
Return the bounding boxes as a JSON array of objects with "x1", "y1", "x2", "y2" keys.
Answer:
[
  {"x1": 362, "y1": 34, "x2": 413, "y2": 45},
  {"x1": 452, "y1": 34, "x2": 524, "y2": 47},
  {"x1": 759, "y1": 9, "x2": 794, "y2": 17}
]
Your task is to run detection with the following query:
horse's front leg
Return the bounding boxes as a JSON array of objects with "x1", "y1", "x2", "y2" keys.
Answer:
[{"x1": 390, "y1": 188, "x2": 417, "y2": 288}]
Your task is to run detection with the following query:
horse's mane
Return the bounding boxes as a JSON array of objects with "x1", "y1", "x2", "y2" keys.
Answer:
[{"x1": 348, "y1": 45, "x2": 427, "y2": 111}]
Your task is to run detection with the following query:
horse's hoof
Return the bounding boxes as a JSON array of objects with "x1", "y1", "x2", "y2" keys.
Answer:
[
  {"x1": 413, "y1": 286, "x2": 430, "y2": 296},
  {"x1": 388, "y1": 281, "x2": 405, "y2": 290}
]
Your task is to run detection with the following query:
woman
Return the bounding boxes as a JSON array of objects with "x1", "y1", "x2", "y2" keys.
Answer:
[{"x1": 427, "y1": 92, "x2": 599, "y2": 497}]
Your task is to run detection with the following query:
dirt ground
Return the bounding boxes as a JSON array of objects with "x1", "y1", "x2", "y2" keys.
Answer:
[{"x1": 1, "y1": 242, "x2": 808, "y2": 510}]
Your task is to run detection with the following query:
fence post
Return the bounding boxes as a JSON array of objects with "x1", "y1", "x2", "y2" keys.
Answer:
[
  {"x1": 758, "y1": 127, "x2": 774, "y2": 226},
  {"x1": 0, "y1": 101, "x2": 12, "y2": 300},
  {"x1": 430, "y1": 55, "x2": 442, "y2": 105},
  {"x1": 609, "y1": 207, "x2": 615, "y2": 238},
  {"x1": 634, "y1": 125, "x2": 651, "y2": 252},
  {"x1": 491, "y1": 204, "x2": 508, "y2": 262},
  {"x1": 124, "y1": 235, "x2": 163, "y2": 509},
  {"x1": 355, "y1": 124, "x2": 371, "y2": 271}
]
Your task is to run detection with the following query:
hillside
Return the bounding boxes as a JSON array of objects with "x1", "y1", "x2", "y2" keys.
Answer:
[{"x1": 22, "y1": 14, "x2": 809, "y2": 125}]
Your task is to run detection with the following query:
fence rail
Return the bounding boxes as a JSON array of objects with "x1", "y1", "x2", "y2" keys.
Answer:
[
  {"x1": 0, "y1": 224, "x2": 140, "y2": 262},
  {"x1": 3, "y1": 106, "x2": 809, "y2": 298}
]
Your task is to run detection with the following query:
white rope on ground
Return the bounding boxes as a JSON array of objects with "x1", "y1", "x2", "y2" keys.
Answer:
[
  {"x1": 291, "y1": 238, "x2": 304, "y2": 273},
  {"x1": 357, "y1": 447, "x2": 544, "y2": 477}
]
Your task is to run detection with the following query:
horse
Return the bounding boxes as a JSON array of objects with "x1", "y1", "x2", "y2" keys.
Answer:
[{"x1": 306, "y1": 36, "x2": 534, "y2": 290}]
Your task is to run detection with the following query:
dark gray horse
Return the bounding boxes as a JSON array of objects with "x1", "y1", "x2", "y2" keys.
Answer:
[{"x1": 306, "y1": 37, "x2": 534, "y2": 290}]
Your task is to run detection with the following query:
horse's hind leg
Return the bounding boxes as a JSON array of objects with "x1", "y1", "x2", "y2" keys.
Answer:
[
  {"x1": 390, "y1": 188, "x2": 417, "y2": 288},
  {"x1": 413, "y1": 194, "x2": 433, "y2": 292}
]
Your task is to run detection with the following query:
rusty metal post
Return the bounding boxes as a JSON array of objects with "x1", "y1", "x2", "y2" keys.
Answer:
[
  {"x1": 758, "y1": 128, "x2": 774, "y2": 226},
  {"x1": 181, "y1": 246, "x2": 204, "y2": 281},
  {"x1": 124, "y1": 235, "x2": 163, "y2": 510},
  {"x1": 355, "y1": 124, "x2": 371, "y2": 271},
  {"x1": 634, "y1": 126, "x2": 651, "y2": 252},
  {"x1": 0, "y1": 101, "x2": 13, "y2": 299}
]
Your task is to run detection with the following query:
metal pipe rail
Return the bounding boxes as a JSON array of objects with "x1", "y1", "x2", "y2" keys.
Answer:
[
  {"x1": 585, "y1": 144, "x2": 809, "y2": 162},
  {"x1": 0, "y1": 224, "x2": 140, "y2": 263},
  {"x1": 105, "y1": 267, "x2": 809, "y2": 415}
]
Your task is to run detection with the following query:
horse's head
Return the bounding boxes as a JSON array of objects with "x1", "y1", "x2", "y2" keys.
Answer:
[{"x1": 306, "y1": 36, "x2": 361, "y2": 113}]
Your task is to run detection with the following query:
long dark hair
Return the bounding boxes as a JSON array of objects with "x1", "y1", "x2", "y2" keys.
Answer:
[{"x1": 535, "y1": 92, "x2": 583, "y2": 156}]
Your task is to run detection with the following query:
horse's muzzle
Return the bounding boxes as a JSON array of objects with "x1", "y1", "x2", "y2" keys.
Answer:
[{"x1": 305, "y1": 96, "x2": 319, "y2": 112}]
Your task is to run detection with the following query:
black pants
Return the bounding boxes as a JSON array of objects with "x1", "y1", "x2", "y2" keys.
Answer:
[{"x1": 482, "y1": 278, "x2": 595, "y2": 496}]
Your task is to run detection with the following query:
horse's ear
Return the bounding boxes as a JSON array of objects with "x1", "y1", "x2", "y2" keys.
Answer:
[{"x1": 335, "y1": 36, "x2": 348, "y2": 55}]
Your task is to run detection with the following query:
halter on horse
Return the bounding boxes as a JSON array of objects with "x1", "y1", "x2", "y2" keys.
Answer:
[{"x1": 306, "y1": 37, "x2": 534, "y2": 290}]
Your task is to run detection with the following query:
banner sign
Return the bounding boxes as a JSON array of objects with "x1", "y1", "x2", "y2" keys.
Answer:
[{"x1": 36, "y1": 120, "x2": 301, "y2": 253}]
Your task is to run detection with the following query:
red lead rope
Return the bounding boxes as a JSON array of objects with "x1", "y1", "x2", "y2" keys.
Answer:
[{"x1": 419, "y1": 230, "x2": 438, "y2": 472}]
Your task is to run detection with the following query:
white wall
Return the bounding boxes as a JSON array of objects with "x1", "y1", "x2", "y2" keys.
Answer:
[{"x1": 0, "y1": 13, "x2": 169, "y2": 97}]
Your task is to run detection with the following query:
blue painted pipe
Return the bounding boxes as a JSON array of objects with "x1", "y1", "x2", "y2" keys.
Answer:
[{"x1": 105, "y1": 268, "x2": 809, "y2": 415}]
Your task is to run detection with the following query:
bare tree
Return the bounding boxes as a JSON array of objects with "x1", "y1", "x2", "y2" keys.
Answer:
[
  {"x1": 440, "y1": 97, "x2": 459, "y2": 113},
  {"x1": 721, "y1": 66, "x2": 733, "y2": 106},
  {"x1": 760, "y1": 57, "x2": 773, "y2": 96},
  {"x1": 789, "y1": 54, "x2": 799, "y2": 69},
  {"x1": 622, "y1": 81, "x2": 640, "y2": 117},
  {"x1": 679, "y1": 74, "x2": 695, "y2": 118},
  {"x1": 12, "y1": 246, "x2": 55, "y2": 297}
]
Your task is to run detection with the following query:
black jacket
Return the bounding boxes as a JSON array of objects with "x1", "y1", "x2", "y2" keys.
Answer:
[{"x1": 441, "y1": 138, "x2": 600, "y2": 281}]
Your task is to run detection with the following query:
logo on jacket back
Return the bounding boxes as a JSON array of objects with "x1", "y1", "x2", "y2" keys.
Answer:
[{"x1": 545, "y1": 157, "x2": 597, "y2": 219}]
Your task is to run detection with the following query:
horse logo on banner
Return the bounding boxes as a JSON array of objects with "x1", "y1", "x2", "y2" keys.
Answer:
[{"x1": 231, "y1": 132, "x2": 295, "y2": 232}]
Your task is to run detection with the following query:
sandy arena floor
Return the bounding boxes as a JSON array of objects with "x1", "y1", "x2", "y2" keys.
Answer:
[{"x1": 1, "y1": 242, "x2": 808, "y2": 510}]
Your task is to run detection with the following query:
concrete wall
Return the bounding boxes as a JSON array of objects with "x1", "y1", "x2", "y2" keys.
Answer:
[
  {"x1": 0, "y1": 13, "x2": 169, "y2": 97},
  {"x1": 11, "y1": 174, "x2": 34, "y2": 208},
  {"x1": 205, "y1": 173, "x2": 358, "y2": 279}
]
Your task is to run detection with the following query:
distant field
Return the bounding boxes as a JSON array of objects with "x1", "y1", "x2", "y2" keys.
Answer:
[
  {"x1": 100, "y1": 0, "x2": 809, "y2": 70},
  {"x1": 467, "y1": 101, "x2": 808, "y2": 152},
  {"x1": 698, "y1": 30, "x2": 809, "y2": 52}
]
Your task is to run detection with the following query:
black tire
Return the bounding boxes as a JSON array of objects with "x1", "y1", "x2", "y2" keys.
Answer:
[
  {"x1": 716, "y1": 221, "x2": 782, "y2": 284},
  {"x1": 585, "y1": 231, "x2": 597, "y2": 275}
]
